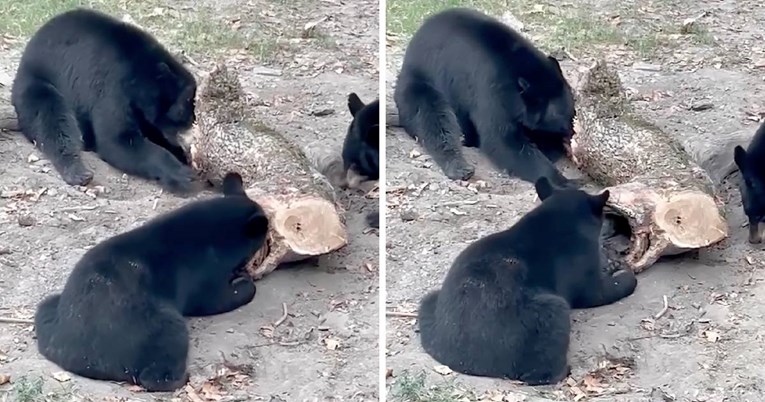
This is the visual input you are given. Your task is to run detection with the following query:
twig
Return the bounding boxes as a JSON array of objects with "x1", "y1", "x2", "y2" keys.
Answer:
[
  {"x1": 273, "y1": 303, "x2": 289, "y2": 328},
  {"x1": 435, "y1": 200, "x2": 480, "y2": 208},
  {"x1": 386, "y1": 311, "x2": 418, "y2": 318},
  {"x1": 0, "y1": 317, "x2": 33, "y2": 325},
  {"x1": 563, "y1": 48, "x2": 579, "y2": 62},
  {"x1": 59, "y1": 205, "x2": 98, "y2": 213},
  {"x1": 654, "y1": 295, "x2": 669, "y2": 320}
]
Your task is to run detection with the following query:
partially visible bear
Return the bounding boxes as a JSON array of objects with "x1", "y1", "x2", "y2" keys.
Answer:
[
  {"x1": 343, "y1": 92, "x2": 379, "y2": 228},
  {"x1": 418, "y1": 177, "x2": 637, "y2": 385},
  {"x1": 343, "y1": 92, "x2": 380, "y2": 183},
  {"x1": 12, "y1": 8, "x2": 198, "y2": 194},
  {"x1": 34, "y1": 172, "x2": 267, "y2": 392},
  {"x1": 394, "y1": 8, "x2": 576, "y2": 187},
  {"x1": 734, "y1": 121, "x2": 765, "y2": 243}
]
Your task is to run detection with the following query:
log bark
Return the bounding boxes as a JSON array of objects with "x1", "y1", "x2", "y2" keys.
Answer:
[
  {"x1": 188, "y1": 63, "x2": 348, "y2": 279},
  {"x1": 0, "y1": 104, "x2": 19, "y2": 132},
  {"x1": 570, "y1": 60, "x2": 728, "y2": 272}
]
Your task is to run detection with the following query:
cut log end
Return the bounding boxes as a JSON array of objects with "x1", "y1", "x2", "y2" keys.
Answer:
[{"x1": 654, "y1": 191, "x2": 727, "y2": 249}]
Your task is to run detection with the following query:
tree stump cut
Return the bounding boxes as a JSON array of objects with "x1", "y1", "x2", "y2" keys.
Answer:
[
  {"x1": 570, "y1": 60, "x2": 727, "y2": 273},
  {"x1": 188, "y1": 63, "x2": 348, "y2": 279}
]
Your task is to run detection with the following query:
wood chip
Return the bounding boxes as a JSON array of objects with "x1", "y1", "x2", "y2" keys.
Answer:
[
  {"x1": 52, "y1": 371, "x2": 71, "y2": 382},
  {"x1": 433, "y1": 364, "x2": 453, "y2": 375}
]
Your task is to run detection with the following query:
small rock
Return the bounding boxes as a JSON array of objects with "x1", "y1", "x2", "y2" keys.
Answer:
[
  {"x1": 400, "y1": 209, "x2": 418, "y2": 222},
  {"x1": 17, "y1": 215, "x2": 36, "y2": 227}
]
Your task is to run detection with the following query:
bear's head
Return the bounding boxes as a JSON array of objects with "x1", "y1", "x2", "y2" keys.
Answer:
[
  {"x1": 517, "y1": 56, "x2": 576, "y2": 138},
  {"x1": 342, "y1": 93, "x2": 380, "y2": 181},
  {"x1": 535, "y1": 176, "x2": 609, "y2": 231}
]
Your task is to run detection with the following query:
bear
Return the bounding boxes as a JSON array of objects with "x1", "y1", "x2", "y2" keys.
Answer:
[
  {"x1": 417, "y1": 177, "x2": 638, "y2": 385},
  {"x1": 33, "y1": 172, "x2": 267, "y2": 392},
  {"x1": 734, "y1": 122, "x2": 765, "y2": 244},
  {"x1": 11, "y1": 8, "x2": 199, "y2": 194},
  {"x1": 394, "y1": 7, "x2": 577, "y2": 187},
  {"x1": 342, "y1": 92, "x2": 380, "y2": 182}
]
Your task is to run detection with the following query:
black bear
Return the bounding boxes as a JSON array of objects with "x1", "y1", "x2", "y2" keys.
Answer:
[
  {"x1": 417, "y1": 177, "x2": 638, "y2": 385},
  {"x1": 734, "y1": 121, "x2": 765, "y2": 243},
  {"x1": 34, "y1": 172, "x2": 267, "y2": 392},
  {"x1": 342, "y1": 92, "x2": 380, "y2": 182},
  {"x1": 394, "y1": 8, "x2": 576, "y2": 187},
  {"x1": 11, "y1": 8, "x2": 198, "y2": 194}
]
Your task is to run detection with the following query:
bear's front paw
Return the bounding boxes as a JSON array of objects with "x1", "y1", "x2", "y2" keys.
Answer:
[
  {"x1": 443, "y1": 160, "x2": 475, "y2": 181},
  {"x1": 158, "y1": 165, "x2": 201, "y2": 196},
  {"x1": 59, "y1": 159, "x2": 94, "y2": 186}
]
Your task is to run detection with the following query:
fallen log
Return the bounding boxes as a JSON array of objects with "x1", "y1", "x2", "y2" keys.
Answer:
[
  {"x1": 188, "y1": 63, "x2": 348, "y2": 280},
  {"x1": 0, "y1": 104, "x2": 19, "y2": 132},
  {"x1": 570, "y1": 60, "x2": 727, "y2": 273}
]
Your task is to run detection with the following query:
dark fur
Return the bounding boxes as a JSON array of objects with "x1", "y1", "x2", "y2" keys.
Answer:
[
  {"x1": 418, "y1": 178, "x2": 637, "y2": 384},
  {"x1": 734, "y1": 122, "x2": 765, "y2": 243},
  {"x1": 342, "y1": 93, "x2": 379, "y2": 181},
  {"x1": 11, "y1": 8, "x2": 198, "y2": 194},
  {"x1": 394, "y1": 8, "x2": 576, "y2": 187},
  {"x1": 34, "y1": 172, "x2": 267, "y2": 391}
]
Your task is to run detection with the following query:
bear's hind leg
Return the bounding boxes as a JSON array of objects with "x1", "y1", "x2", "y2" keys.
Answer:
[
  {"x1": 12, "y1": 79, "x2": 93, "y2": 185},
  {"x1": 515, "y1": 291, "x2": 571, "y2": 385},
  {"x1": 394, "y1": 76, "x2": 475, "y2": 180},
  {"x1": 136, "y1": 307, "x2": 190, "y2": 392}
]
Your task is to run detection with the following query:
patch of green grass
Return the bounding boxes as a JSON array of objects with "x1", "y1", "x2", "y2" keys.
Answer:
[
  {"x1": 389, "y1": 371, "x2": 476, "y2": 402},
  {"x1": 387, "y1": 0, "x2": 512, "y2": 38},
  {"x1": 386, "y1": 0, "x2": 716, "y2": 60},
  {"x1": 0, "y1": 0, "x2": 118, "y2": 38},
  {"x1": 0, "y1": 0, "x2": 283, "y2": 62},
  {"x1": 4, "y1": 375, "x2": 79, "y2": 402}
]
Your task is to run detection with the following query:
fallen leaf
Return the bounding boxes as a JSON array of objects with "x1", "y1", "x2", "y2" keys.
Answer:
[
  {"x1": 582, "y1": 374, "x2": 606, "y2": 394},
  {"x1": 0, "y1": 374, "x2": 9, "y2": 385},
  {"x1": 27, "y1": 154, "x2": 39, "y2": 163},
  {"x1": 409, "y1": 149, "x2": 422, "y2": 158},
  {"x1": 184, "y1": 384, "x2": 205, "y2": 402},
  {"x1": 433, "y1": 364, "x2": 453, "y2": 375},
  {"x1": 52, "y1": 371, "x2": 71, "y2": 382},
  {"x1": 704, "y1": 330, "x2": 720, "y2": 342},
  {"x1": 746, "y1": 255, "x2": 755, "y2": 265}
]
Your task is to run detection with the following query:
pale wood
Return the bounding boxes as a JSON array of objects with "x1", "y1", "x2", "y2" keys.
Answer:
[
  {"x1": 569, "y1": 60, "x2": 728, "y2": 272},
  {"x1": 188, "y1": 63, "x2": 348, "y2": 279}
]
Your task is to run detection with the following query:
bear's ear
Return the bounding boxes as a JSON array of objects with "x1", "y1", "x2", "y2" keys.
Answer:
[
  {"x1": 223, "y1": 172, "x2": 246, "y2": 196},
  {"x1": 348, "y1": 93, "x2": 365, "y2": 117},
  {"x1": 245, "y1": 212, "x2": 270, "y2": 238},
  {"x1": 548, "y1": 56, "x2": 563, "y2": 74},
  {"x1": 734, "y1": 145, "x2": 748, "y2": 173},
  {"x1": 517, "y1": 77, "x2": 531, "y2": 94},
  {"x1": 589, "y1": 190, "x2": 610, "y2": 213},
  {"x1": 534, "y1": 177, "x2": 555, "y2": 201}
]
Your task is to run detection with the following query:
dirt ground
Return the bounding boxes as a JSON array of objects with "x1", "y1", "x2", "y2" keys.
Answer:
[
  {"x1": 385, "y1": 1, "x2": 765, "y2": 401},
  {"x1": 0, "y1": 0, "x2": 379, "y2": 401}
]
